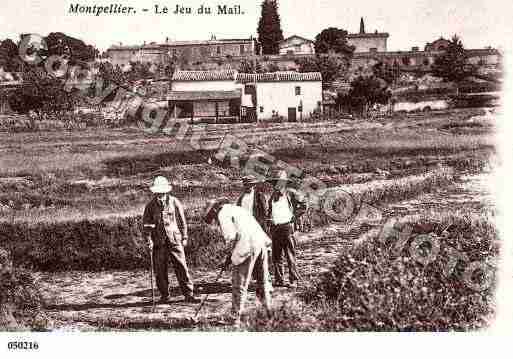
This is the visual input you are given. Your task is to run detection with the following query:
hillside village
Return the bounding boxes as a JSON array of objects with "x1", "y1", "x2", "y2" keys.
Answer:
[{"x1": 0, "y1": 11, "x2": 503, "y2": 127}]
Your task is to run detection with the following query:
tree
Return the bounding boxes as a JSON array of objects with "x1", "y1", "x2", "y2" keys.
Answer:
[
  {"x1": 372, "y1": 61, "x2": 399, "y2": 85},
  {"x1": 432, "y1": 35, "x2": 474, "y2": 82},
  {"x1": 8, "y1": 67, "x2": 77, "y2": 122},
  {"x1": 296, "y1": 54, "x2": 350, "y2": 86},
  {"x1": 238, "y1": 59, "x2": 264, "y2": 73},
  {"x1": 257, "y1": 0, "x2": 284, "y2": 55},
  {"x1": 0, "y1": 39, "x2": 22, "y2": 73},
  {"x1": 314, "y1": 27, "x2": 354, "y2": 56},
  {"x1": 339, "y1": 75, "x2": 391, "y2": 116},
  {"x1": 45, "y1": 32, "x2": 98, "y2": 63}
]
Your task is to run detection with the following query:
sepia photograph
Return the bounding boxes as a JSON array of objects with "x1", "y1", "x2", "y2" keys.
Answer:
[{"x1": 0, "y1": 0, "x2": 511, "y2": 347}]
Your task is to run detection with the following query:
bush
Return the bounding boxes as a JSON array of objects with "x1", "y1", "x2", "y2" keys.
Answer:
[
  {"x1": 0, "y1": 247, "x2": 48, "y2": 331},
  {"x1": 0, "y1": 216, "x2": 227, "y2": 272},
  {"x1": 304, "y1": 212, "x2": 498, "y2": 331}
]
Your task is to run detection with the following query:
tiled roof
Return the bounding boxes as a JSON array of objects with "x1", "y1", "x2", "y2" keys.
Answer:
[
  {"x1": 172, "y1": 70, "x2": 237, "y2": 81},
  {"x1": 167, "y1": 89, "x2": 241, "y2": 101},
  {"x1": 236, "y1": 71, "x2": 322, "y2": 83}
]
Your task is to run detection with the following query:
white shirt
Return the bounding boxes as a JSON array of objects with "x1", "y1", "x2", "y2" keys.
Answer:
[
  {"x1": 271, "y1": 193, "x2": 294, "y2": 225},
  {"x1": 218, "y1": 204, "x2": 271, "y2": 265},
  {"x1": 240, "y1": 188, "x2": 254, "y2": 213}
]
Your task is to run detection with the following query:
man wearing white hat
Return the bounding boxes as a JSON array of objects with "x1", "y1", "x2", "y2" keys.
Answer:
[
  {"x1": 204, "y1": 199, "x2": 272, "y2": 323},
  {"x1": 142, "y1": 176, "x2": 199, "y2": 303}
]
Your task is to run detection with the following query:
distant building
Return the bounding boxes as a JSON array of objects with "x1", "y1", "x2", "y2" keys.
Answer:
[
  {"x1": 106, "y1": 37, "x2": 257, "y2": 66},
  {"x1": 425, "y1": 37, "x2": 451, "y2": 52},
  {"x1": 347, "y1": 18, "x2": 389, "y2": 53},
  {"x1": 279, "y1": 35, "x2": 315, "y2": 55}
]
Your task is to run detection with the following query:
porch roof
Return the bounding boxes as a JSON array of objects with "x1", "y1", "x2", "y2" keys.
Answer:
[{"x1": 167, "y1": 89, "x2": 241, "y2": 101}]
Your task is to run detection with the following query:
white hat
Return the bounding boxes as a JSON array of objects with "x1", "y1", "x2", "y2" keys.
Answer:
[
  {"x1": 270, "y1": 170, "x2": 291, "y2": 182},
  {"x1": 150, "y1": 176, "x2": 172, "y2": 193}
]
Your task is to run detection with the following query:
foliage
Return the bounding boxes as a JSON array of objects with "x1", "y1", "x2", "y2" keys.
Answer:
[
  {"x1": 45, "y1": 32, "x2": 98, "y2": 62},
  {"x1": 238, "y1": 59, "x2": 264, "y2": 73},
  {"x1": 372, "y1": 61, "x2": 400, "y2": 85},
  {"x1": 305, "y1": 212, "x2": 497, "y2": 330},
  {"x1": 296, "y1": 54, "x2": 350, "y2": 85},
  {"x1": 432, "y1": 35, "x2": 475, "y2": 82},
  {"x1": 337, "y1": 75, "x2": 391, "y2": 115},
  {"x1": 266, "y1": 62, "x2": 280, "y2": 72},
  {"x1": 0, "y1": 247, "x2": 48, "y2": 331},
  {"x1": 8, "y1": 67, "x2": 78, "y2": 120},
  {"x1": 257, "y1": 0, "x2": 284, "y2": 55},
  {"x1": 314, "y1": 27, "x2": 354, "y2": 56},
  {"x1": 0, "y1": 38, "x2": 22, "y2": 73}
]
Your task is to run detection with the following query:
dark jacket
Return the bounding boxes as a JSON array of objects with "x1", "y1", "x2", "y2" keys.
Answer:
[{"x1": 236, "y1": 187, "x2": 267, "y2": 227}]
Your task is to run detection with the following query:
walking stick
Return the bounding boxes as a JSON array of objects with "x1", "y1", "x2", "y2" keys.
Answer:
[
  {"x1": 194, "y1": 257, "x2": 230, "y2": 318},
  {"x1": 149, "y1": 247, "x2": 156, "y2": 312}
]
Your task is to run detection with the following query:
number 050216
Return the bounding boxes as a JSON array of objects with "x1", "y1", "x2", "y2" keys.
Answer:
[{"x1": 7, "y1": 341, "x2": 39, "y2": 350}]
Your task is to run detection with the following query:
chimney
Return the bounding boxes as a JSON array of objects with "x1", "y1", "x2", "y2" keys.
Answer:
[
  {"x1": 359, "y1": 17, "x2": 365, "y2": 34},
  {"x1": 166, "y1": 37, "x2": 169, "y2": 44}
]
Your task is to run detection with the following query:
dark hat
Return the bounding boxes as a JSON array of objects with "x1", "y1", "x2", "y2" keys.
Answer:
[{"x1": 203, "y1": 198, "x2": 229, "y2": 224}]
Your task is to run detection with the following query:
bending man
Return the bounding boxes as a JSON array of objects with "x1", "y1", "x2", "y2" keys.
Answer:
[{"x1": 204, "y1": 199, "x2": 272, "y2": 323}]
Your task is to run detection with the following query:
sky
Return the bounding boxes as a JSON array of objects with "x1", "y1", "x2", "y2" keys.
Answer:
[{"x1": 1, "y1": 0, "x2": 512, "y2": 52}]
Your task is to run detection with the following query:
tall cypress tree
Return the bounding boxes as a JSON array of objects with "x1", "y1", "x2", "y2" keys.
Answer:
[{"x1": 257, "y1": 0, "x2": 284, "y2": 55}]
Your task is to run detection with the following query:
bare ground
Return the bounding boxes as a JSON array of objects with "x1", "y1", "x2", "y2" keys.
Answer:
[{"x1": 34, "y1": 172, "x2": 492, "y2": 331}]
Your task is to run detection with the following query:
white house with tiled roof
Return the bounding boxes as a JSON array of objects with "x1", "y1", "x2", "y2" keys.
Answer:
[
  {"x1": 167, "y1": 70, "x2": 322, "y2": 122},
  {"x1": 236, "y1": 72, "x2": 322, "y2": 121}
]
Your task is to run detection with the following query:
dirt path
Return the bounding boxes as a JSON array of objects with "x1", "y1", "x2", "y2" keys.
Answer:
[
  {"x1": 34, "y1": 173, "x2": 492, "y2": 330},
  {"x1": 35, "y1": 222, "x2": 358, "y2": 330}
]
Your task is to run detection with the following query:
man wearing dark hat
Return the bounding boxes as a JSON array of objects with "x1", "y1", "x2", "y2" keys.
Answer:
[
  {"x1": 236, "y1": 175, "x2": 267, "y2": 230},
  {"x1": 142, "y1": 176, "x2": 199, "y2": 303},
  {"x1": 204, "y1": 199, "x2": 272, "y2": 324},
  {"x1": 267, "y1": 170, "x2": 306, "y2": 288}
]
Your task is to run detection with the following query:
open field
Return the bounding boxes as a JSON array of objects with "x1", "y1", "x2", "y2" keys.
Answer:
[{"x1": 0, "y1": 107, "x2": 499, "y2": 330}]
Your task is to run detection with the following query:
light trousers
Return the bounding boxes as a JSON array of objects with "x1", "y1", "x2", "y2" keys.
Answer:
[{"x1": 232, "y1": 247, "x2": 272, "y2": 317}]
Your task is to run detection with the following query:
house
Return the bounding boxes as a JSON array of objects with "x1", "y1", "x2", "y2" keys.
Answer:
[
  {"x1": 279, "y1": 35, "x2": 315, "y2": 55},
  {"x1": 236, "y1": 71, "x2": 323, "y2": 122},
  {"x1": 165, "y1": 69, "x2": 323, "y2": 123},
  {"x1": 167, "y1": 70, "x2": 241, "y2": 123}
]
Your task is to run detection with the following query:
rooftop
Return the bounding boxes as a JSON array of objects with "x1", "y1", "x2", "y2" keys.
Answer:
[
  {"x1": 108, "y1": 38, "x2": 254, "y2": 51},
  {"x1": 172, "y1": 70, "x2": 237, "y2": 81},
  {"x1": 236, "y1": 71, "x2": 322, "y2": 83},
  {"x1": 167, "y1": 90, "x2": 242, "y2": 101}
]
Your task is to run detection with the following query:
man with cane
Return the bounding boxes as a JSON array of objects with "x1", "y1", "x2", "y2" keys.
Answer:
[
  {"x1": 203, "y1": 199, "x2": 272, "y2": 325},
  {"x1": 142, "y1": 176, "x2": 200, "y2": 304}
]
